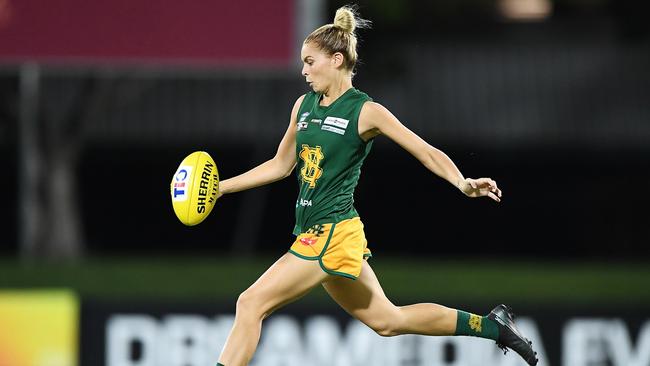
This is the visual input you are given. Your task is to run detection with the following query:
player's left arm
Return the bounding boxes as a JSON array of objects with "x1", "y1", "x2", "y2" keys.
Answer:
[{"x1": 358, "y1": 101, "x2": 502, "y2": 202}]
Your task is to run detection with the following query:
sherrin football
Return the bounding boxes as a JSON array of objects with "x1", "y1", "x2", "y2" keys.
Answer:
[{"x1": 170, "y1": 151, "x2": 220, "y2": 226}]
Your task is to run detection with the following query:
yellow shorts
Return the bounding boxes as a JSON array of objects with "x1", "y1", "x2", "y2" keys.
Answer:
[{"x1": 288, "y1": 217, "x2": 372, "y2": 280}]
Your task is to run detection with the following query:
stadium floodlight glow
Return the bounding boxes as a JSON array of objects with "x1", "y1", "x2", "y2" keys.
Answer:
[{"x1": 497, "y1": 0, "x2": 552, "y2": 21}]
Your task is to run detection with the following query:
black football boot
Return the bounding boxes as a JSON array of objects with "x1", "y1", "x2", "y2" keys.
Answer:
[{"x1": 487, "y1": 304, "x2": 539, "y2": 366}]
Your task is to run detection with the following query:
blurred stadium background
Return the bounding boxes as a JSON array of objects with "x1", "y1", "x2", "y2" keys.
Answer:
[{"x1": 1, "y1": 0, "x2": 649, "y2": 365}]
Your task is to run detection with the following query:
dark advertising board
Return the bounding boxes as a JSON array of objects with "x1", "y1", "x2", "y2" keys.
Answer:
[{"x1": 81, "y1": 301, "x2": 650, "y2": 366}]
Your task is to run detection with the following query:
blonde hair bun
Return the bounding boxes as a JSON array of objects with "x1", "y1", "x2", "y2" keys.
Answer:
[
  {"x1": 333, "y1": 5, "x2": 370, "y2": 34},
  {"x1": 334, "y1": 6, "x2": 356, "y2": 34}
]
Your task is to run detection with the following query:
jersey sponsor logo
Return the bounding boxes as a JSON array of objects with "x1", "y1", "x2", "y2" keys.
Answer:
[
  {"x1": 299, "y1": 144, "x2": 324, "y2": 188},
  {"x1": 297, "y1": 121, "x2": 308, "y2": 131},
  {"x1": 299, "y1": 236, "x2": 318, "y2": 246},
  {"x1": 322, "y1": 116, "x2": 348, "y2": 135},
  {"x1": 310, "y1": 118, "x2": 322, "y2": 124},
  {"x1": 299, "y1": 112, "x2": 310, "y2": 122},
  {"x1": 323, "y1": 116, "x2": 349, "y2": 129},
  {"x1": 298, "y1": 199, "x2": 312, "y2": 207},
  {"x1": 321, "y1": 125, "x2": 345, "y2": 135}
]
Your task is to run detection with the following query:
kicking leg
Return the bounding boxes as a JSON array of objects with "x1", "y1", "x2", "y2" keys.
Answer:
[
  {"x1": 322, "y1": 260, "x2": 459, "y2": 336},
  {"x1": 218, "y1": 253, "x2": 329, "y2": 366},
  {"x1": 323, "y1": 261, "x2": 538, "y2": 365}
]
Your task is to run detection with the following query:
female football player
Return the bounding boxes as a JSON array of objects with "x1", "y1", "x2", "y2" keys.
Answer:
[{"x1": 215, "y1": 5, "x2": 538, "y2": 366}]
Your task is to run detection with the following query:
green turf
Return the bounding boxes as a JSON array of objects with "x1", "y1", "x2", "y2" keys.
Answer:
[{"x1": 1, "y1": 256, "x2": 649, "y2": 306}]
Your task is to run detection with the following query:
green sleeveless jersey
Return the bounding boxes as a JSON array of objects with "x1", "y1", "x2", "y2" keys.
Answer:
[{"x1": 293, "y1": 88, "x2": 373, "y2": 235}]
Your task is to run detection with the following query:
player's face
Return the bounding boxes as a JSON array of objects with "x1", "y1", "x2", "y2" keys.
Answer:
[{"x1": 301, "y1": 42, "x2": 336, "y2": 93}]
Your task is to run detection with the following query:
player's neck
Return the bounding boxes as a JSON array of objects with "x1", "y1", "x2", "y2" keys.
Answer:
[{"x1": 321, "y1": 78, "x2": 353, "y2": 106}]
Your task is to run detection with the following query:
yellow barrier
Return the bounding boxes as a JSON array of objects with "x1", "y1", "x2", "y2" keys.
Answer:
[{"x1": 0, "y1": 290, "x2": 78, "y2": 366}]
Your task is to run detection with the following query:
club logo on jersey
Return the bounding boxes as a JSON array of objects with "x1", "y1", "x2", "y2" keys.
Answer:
[
  {"x1": 321, "y1": 116, "x2": 349, "y2": 135},
  {"x1": 299, "y1": 144, "x2": 324, "y2": 188},
  {"x1": 297, "y1": 112, "x2": 311, "y2": 131}
]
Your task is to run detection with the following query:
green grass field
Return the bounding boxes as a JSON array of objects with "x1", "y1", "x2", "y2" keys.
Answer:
[{"x1": 1, "y1": 256, "x2": 649, "y2": 307}]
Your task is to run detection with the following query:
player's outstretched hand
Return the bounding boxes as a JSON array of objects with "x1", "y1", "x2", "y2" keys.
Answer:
[{"x1": 458, "y1": 177, "x2": 502, "y2": 202}]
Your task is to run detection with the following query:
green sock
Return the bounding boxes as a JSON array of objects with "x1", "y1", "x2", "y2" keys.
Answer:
[{"x1": 454, "y1": 310, "x2": 499, "y2": 341}]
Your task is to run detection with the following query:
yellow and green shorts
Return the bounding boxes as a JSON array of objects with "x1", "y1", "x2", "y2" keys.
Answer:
[{"x1": 289, "y1": 217, "x2": 372, "y2": 280}]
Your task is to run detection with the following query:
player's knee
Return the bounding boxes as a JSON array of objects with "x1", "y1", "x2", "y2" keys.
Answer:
[{"x1": 236, "y1": 290, "x2": 263, "y2": 318}]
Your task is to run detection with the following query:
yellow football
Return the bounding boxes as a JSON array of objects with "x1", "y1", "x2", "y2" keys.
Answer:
[{"x1": 170, "y1": 151, "x2": 220, "y2": 226}]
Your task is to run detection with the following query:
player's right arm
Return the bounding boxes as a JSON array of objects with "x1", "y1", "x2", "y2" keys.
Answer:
[{"x1": 217, "y1": 95, "x2": 304, "y2": 196}]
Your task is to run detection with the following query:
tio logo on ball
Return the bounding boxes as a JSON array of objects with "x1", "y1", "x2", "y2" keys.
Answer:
[{"x1": 172, "y1": 167, "x2": 191, "y2": 201}]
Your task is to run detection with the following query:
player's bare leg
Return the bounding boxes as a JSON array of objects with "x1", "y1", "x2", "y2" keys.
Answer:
[
  {"x1": 322, "y1": 260, "x2": 458, "y2": 336},
  {"x1": 218, "y1": 253, "x2": 329, "y2": 366},
  {"x1": 323, "y1": 260, "x2": 538, "y2": 365}
]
